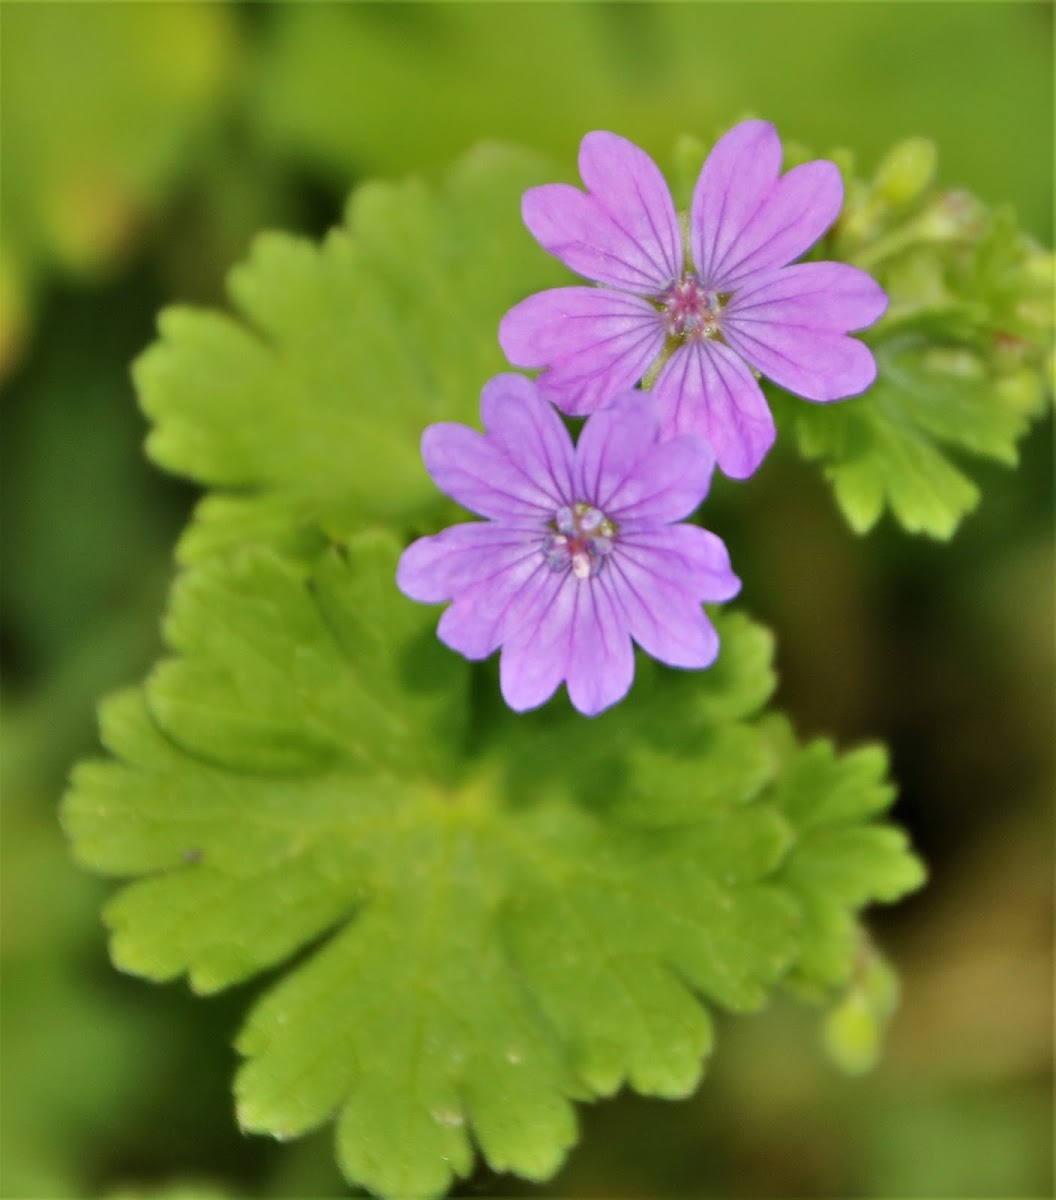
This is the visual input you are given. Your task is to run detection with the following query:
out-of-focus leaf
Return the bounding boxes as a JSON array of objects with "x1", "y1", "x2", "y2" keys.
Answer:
[
  {"x1": 106, "y1": 1182, "x2": 237, "y2": 1200},
  {"x1": 248, "y1": 3, "x2": 1053, "y2": 249},
  {"x1": 1, "y1": 713, "x2": 161, "y2": 1199},
  {"x1": 1, "y1": 4, "x2": 238, "y2": 374},
  {"x1": 0, "y1": 284, "x2": 184, "y2": 680}
]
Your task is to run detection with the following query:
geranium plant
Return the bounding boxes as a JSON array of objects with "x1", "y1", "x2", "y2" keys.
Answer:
[{"x1": 62, "y1": 120, "x2": 1052, "y2": 1199}]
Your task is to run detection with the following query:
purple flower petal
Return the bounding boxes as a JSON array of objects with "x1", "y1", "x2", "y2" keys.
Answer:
[
  {"x1": 572, "y1": 391, "x2": 715, "y2": 521},
  {"x1": 397, "y1": 523, "x2": 535, "y2": 604},
  {"x1": 603, "y1": 526, "x2": 738, "y2": 668},
  {"x1": 521, "y1": 131, "x2": 683, "y2": 293},
  {"x1": 726, "y1": 261, "x2": 888, "y2": 330},
  {"x1": 421, "y1": 423, "x2": 554, "y2": 521},
  {"x1": 576, "y1": 131, "x2": 684, "y2": 285},
  {"x1": 499, "y1": 572, "x2": 575, "y2": 711},
  {"x1": 572, "y1": 389, "x2": 657, "y2": 498},
  {"x1": 689, "y1": 120, "x2": 783, "y2": 286},
  {"x1": 721, "y1": 263, "x2": 886, "y2": 401},
  {"x1": 705, "y1": 160, "x2": 844, "y2": 289},
  {"x1": 480, "y1": 373, "x2": 576, "y2": 502},
  {"x1": 620, "y1": 525, "x2": 741, "y2": 603},
  {"x1": 725, "y1": 328, "x2": 878, "y2": 404},
  {"x1": 421, "y1": 376, "x2": 575, "y2": 520},
  {"x1": 653, "y1": 341, "x2": 776, "y2": 480},
  {"x1": 499, "y1": 287, "x2": 666, "y2": 416},
  {"x1": 439, "y1": 553, "x2": 550, "y2": 661},
  {"x1": 565, "y1": 577, "x2": 635, "y2": 716}
]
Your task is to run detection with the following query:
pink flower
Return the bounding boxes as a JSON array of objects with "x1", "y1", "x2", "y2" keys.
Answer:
[
  {"x1": 397, "y1": 375, "x2": 739, "y2": 717},
  {"x1": 499, "y1": 120, "x2": 888, "y2": 479}
]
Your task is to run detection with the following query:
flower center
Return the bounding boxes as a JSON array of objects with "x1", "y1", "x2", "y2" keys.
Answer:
[
  {"x1": 659, "y1": 274, "x2": 724, "y2": 341},
  {"x1": 543, "y1": 502, "x2": 616, "y2": 580}
]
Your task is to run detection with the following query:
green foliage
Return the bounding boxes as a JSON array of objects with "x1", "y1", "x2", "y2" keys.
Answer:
[
  {"x1": 247, "y1": 5, "x2": 1054, "y2": 245},
  {"x1": 777, "y1": 140, "x2": 1053, "y2": 539},
  {"x1": 63, "y1": 129, "x2": 1054, "y2": 1195},
  {"x1": 764, "y1": 718, "x2": 926, "y2": 996},
  {"x1": 6, "y1": 3, "x2": 1047, "y2": 1193},
  {"x1": 857, "y1": 1081, "x2": 1055, "y2": 1198},
  {"x1": 134, "y1": 145, "x2": 568, "y2": 564},
  {"x1": 0, "y1": 4, "x2": 237, "y2": 372},
  {"x1": 59, "y1": 128, "x2": 1051, "y2": 1197},
  {"x1": 2, "y1": 708, "x2": 162, "y2": 1198},
  {"x1": 64, "y1": 533, "x2": 922, "y2": 1197},
  {"x1": 106, "y1": 1184, "x2": 236, "y2": 1200}
]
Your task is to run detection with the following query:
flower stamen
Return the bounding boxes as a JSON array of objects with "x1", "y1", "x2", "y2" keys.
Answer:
[
  {"x1": 544, "y1": 502, "x2": 616, "y2": 579},
  {"x1": 659, "y1": 274, "x2": 724, "y2": 342}
]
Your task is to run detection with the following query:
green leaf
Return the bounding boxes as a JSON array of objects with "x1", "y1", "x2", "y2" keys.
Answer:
[
  {"x1": 786, "y1": 332, "x2": 1044, "y2": 539},
  {"x1": 133, "y1": 145, "x2": 569, "y2": 564},
  {"x1": 148, "y1": 535, "x2": 464, "y2": 778},
  {"x1": 765, "y1": 719, "x2": 927, "y2": 995},
  {"x1": 785, "y1": 144, "x2": 1053, "y2": 540},
  {"x1": 64, "y1": 534, "x2": 921, "y2": 1197}
]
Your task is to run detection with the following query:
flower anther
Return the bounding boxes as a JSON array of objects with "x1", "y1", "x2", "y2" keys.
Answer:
[
  {"x1": 544, "y1": 503, "x2": 617, "y2": 579},
  {"x1": 660, "y1": 276, "x2": 725, "y2": 342}
]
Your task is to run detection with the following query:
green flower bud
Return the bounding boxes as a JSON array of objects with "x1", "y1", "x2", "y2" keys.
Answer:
[
  {"x1": 917, "y1": 189, "x2": 985, "y2": 241},
  {"x1": 874, "y1": 137, "x2": 937, "y2": 205},
  {"x1": 822, "y1": 953, "x2": 900, "y2": 1076},
  {"x1": 995, "y1": 366, "x2": 1044, "y2": 417}
]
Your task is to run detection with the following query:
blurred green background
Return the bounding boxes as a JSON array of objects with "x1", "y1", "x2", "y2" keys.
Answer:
[{"x1": 2, "y1": 3, "x2": 1052, "y2": 1197}]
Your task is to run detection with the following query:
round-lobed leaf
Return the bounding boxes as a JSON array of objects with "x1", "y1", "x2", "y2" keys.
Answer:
[
  {"x1": 63, "y1": 534, "x2": 923, "y2": 1197},
  {"x1": 133, "y1": 145, "x2": 572, "y2": 563}
]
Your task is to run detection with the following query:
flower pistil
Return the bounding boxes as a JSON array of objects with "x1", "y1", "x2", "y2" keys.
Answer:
[
  {"x1": 544, "y1": 502, "x2": 616, "y2": 579},
  {"x1": 658, "y1": 274, "x2": 727, "y2": 342}
]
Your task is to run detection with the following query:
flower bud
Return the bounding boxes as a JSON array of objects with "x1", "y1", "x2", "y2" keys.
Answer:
[{"x1": 874, "y1": 137, "x2": 936, "y2": 206}]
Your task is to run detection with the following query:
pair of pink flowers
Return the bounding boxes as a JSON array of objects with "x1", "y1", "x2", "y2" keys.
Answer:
[{"x1": 398, "y1": 120, "x2": 887, "y2": 715}]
